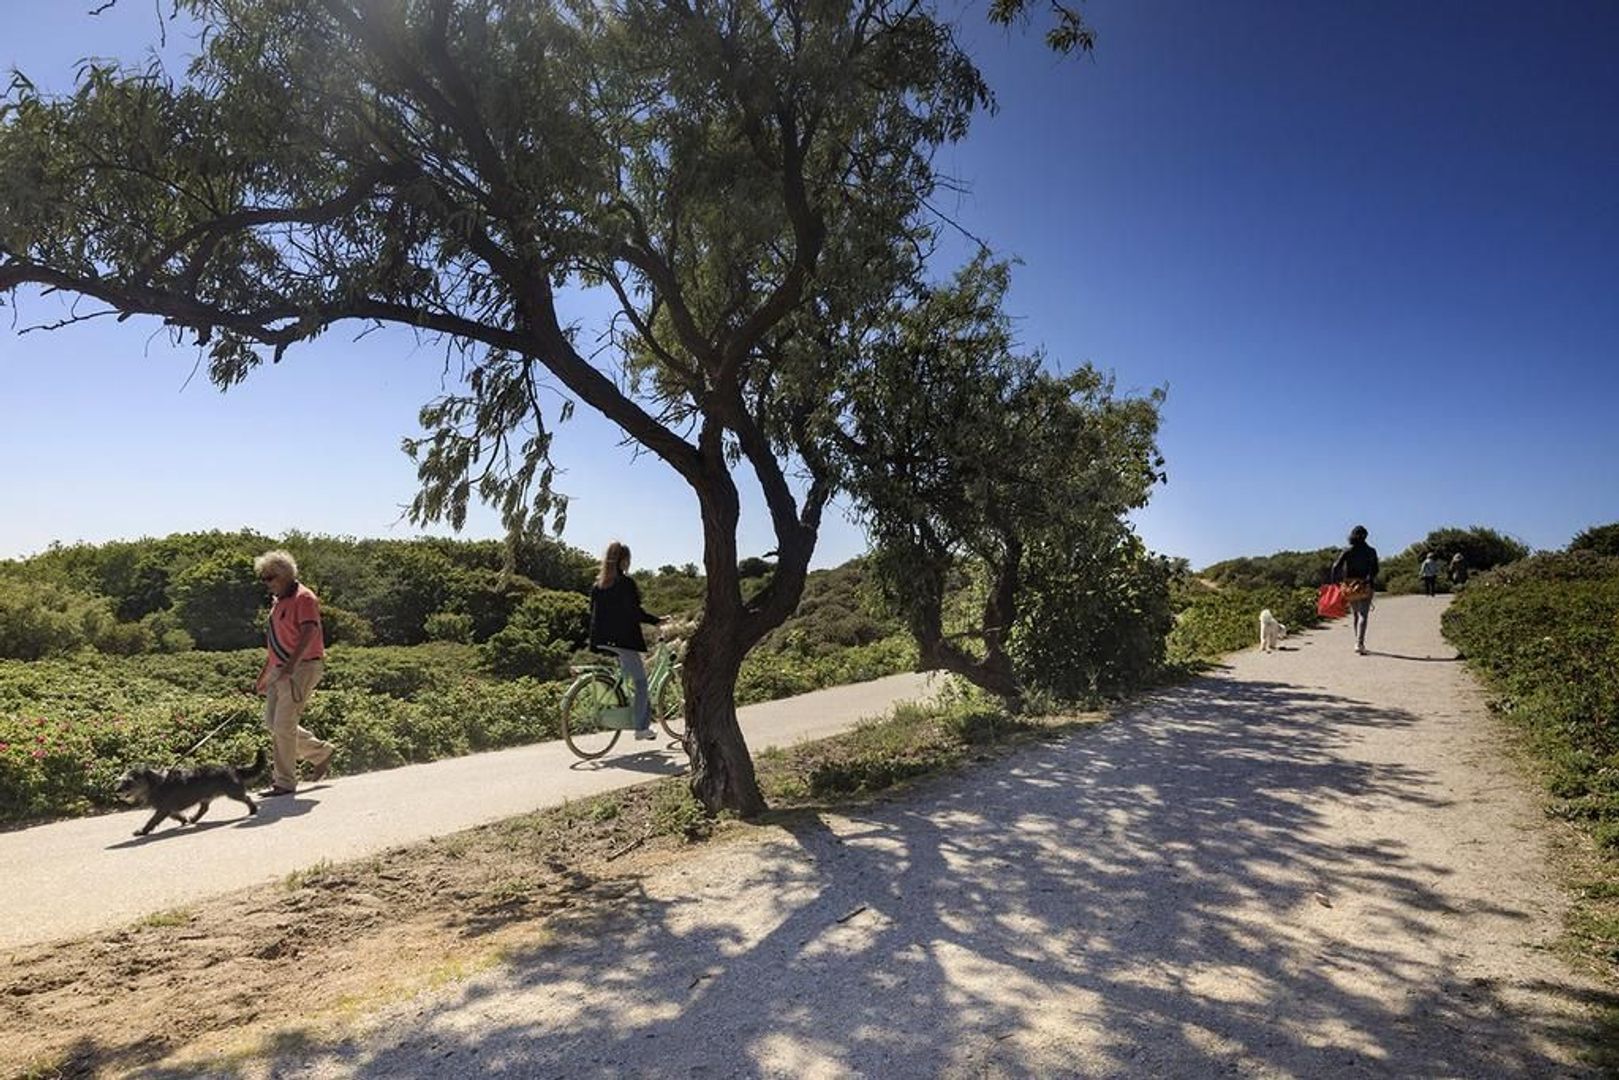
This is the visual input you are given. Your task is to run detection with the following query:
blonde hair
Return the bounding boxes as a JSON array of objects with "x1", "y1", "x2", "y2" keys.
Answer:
[
  {"x1": 596, "y1": 541, "x2": 630, "y2": 586},
  {"x1": 254, "y1": 549, "x2": 299, "y2": 580}
]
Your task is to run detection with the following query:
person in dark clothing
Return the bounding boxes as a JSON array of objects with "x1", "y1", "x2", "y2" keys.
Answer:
[
  {"x1": 588, "y1": 541, "x2": 664, "y2": 740},
  {"x1": 1330, "y1": 525, "x2": 1380, "y2": 655}
]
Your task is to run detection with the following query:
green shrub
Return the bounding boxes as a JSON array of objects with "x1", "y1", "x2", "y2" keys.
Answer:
[
  {"x1": 321, "y1": 604, "x2": 376, "y2": 646},
  {"x1": 1382, "y1": 525, "x2": 1530, "y2": 595},
  {"x1": 1168, "y1": 585, "x2": 1321, "y2": 661},
  {"x1": 1200, "y1": 549, "x2": 1338, "y2": 591},
  {"x1": 0, "y1": 578, "x2": 116, "y2": 660},
  {"x1": 1570, "y1": 523, "x2": 1619, "y2": 558},
  {"x1": 1010, "y1": 534, "x2": 1176, "y2": 702},
  {"x1": 481, "y1": 589, "x2": 587, "y2": 678},
  {"x1": 1442, "y1": 552, "x2": 1619, "y2": 849},
  {"x1": 171, "y1": 555, "x2": 263, "y2": 650},
  {"x1": 424, "y1": 610, "x2": 475, "y2": 644}
]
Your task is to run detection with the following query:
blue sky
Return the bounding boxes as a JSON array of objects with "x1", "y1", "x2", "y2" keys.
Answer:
[{"x1": 2, "y1": 1, "x2": 1615, "y2": 570}]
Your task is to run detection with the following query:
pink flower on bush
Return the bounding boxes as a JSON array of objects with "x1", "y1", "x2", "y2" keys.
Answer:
[
  {"x1": 0, "y1": 743, "x2": 9, "y2": 753},
  {"x1": 32, "y1": 749, "x2": 45, "y2": 760}
]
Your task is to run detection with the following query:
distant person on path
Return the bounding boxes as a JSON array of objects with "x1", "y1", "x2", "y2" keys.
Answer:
[
  {"x1": 588, "y1": 541, "x2": 664, "y2": 742},
  {"x1": 1449, "y1": 552, "x2": 1469, "y2": 588},
  {"x1": 1419, "y1": 552, "x2": 1442, "y2": 597},
  {"x1": 1331, "y1": 525, "x2": 1380, "y2": 655},
  {"x1": 253, "y1": 550, "x2": 336, "y2": 796}
]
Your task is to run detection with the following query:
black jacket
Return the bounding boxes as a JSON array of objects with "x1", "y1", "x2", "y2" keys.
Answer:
[
  {"x1": 1331, "y1": 542, "x2": 1380, "y2": 584},
  {"x1": 588, "y1": 575, "x2": 661, "y2": 652}
]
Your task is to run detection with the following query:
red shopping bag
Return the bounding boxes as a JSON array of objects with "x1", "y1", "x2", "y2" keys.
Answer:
[{"x1": 1317, "y1": 583, "x2": 1348, "y2": 619}]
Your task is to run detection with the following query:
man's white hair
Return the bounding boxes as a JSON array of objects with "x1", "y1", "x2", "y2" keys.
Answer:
[{"x1": 254, "y1": 549, "x2": 299, "y2": 580}]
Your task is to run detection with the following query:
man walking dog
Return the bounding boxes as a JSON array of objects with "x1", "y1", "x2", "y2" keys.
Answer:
[{"x1": 253, "y1": 550, "x2": 336, "y2": 796}]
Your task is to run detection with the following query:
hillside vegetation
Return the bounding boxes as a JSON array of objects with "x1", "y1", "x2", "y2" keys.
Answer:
[{"x1": 0, "y1": 534, "x2": 910, "y2": 823}]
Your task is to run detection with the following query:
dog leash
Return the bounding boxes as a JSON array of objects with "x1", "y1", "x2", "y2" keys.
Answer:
[{"x1": 177, "y1": 699, "x2": 254, "y2": 760}]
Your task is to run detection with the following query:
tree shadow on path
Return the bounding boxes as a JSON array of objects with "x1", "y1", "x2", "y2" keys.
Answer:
[{"x1": 218, "y1": 676, "x2": 1607, "y2": 1079}]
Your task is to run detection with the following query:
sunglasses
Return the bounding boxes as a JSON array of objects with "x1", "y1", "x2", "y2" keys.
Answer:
[{"x1": 259, "y1": 573, "x2": 281, "y2": 584}]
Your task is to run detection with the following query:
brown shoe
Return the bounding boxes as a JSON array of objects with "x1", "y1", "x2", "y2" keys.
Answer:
[
  {"x1": 308, "y1": 755, "x2": 334, "y2": 783},
  {"x1": 257, "y1": 786, "x2": 296, "y2": 797}
]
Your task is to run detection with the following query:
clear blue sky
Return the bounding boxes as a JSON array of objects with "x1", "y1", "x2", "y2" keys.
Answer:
[{"x1": 2, "y1": 1, "x2": 1615, "y2": 570}]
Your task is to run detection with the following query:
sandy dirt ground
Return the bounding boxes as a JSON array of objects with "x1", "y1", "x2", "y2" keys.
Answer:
[
  {"x1": 4, "y1": 597, "x2": 1608, "y2": 1078},
  {"x1": 251, "y1": 595, "x2": 1607, "y2": 1078}
]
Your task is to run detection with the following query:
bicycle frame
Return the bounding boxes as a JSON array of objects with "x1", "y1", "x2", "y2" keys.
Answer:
[{"x1": 572, "y1": 640, "x2": 681, "y2": 700}]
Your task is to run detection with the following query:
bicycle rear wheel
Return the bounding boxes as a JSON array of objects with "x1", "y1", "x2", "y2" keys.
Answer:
[
  {"x1": 561, "y1": 672, "x2": 625, "y2": 760},
  {"x1": 655, "y1": 669, "x2": 686, "y2": 742}
]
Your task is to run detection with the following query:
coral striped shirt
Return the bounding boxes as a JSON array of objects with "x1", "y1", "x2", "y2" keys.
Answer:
[{"x1": 266, "y1": 584, "x2": 325, "y2": 666}]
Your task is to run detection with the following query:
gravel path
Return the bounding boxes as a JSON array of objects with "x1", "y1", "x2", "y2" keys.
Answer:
[
  {"x1": 0, "y1": 672, "x2": 939, "y2": 948},
  {"x1": 276, "y1": 595, "x2": 1603, "y2": 1078}
]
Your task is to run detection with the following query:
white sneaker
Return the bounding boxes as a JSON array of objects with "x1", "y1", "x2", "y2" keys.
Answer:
[{"x1": 634, "y1": 728, "x2": 658, "y2": 741}]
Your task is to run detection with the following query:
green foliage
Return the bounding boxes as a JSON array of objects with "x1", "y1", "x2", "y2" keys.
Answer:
[
  {"x1": 424, "y1": 610, "x2": 475, "y2": 644},
  {"x1": 1381, "y1": 526, "x2": 1530, "y2": 595},
  {"x1": 320, "y1": 604, "x2": 375, "y2": 647},
  {"x1": 756, "y1": 679, "x2": 1032, "y2": 802},
  {"x1": 481, "y1": 589, "x2": 588, "y2": 679},
  {"x1": 170, "y1": 554, "x2": 263, "y2": 650},
  {"x1": 1570, "y1": 522, "x2": 1619, "y2": 558},
  {"x1": 839, "y1": 255, "x2": 1167, "y2": 705},
  {"x1": 757, "y1": 559, "x2": 900, "y2": 657},
  {"x1": 0, "y1": 578, "x2": 116, "y2": 660},
  {"x1": 1200, "y1": 548, "x2": 1338, "y2": 591},
  {"x1": 0, "y1": 530, "x2": 597, "y2": 654},
  {"x1": 1441, "y1": 551, "x2": 1619, "y2": 849},
  {"x1": 1010, "y1": 532, "x2": 1176, "y2": 702},
  {"x1": 736, "y1": 634, "x2": 916, "y2": 705},
  {"x1": 1168, "y1": 586, "x2": 1322, "y2": 662}
]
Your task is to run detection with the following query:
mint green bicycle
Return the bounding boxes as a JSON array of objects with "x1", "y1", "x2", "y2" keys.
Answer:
[{"x1": 559, "y1": 639, "x2": 686, "y2": 759}]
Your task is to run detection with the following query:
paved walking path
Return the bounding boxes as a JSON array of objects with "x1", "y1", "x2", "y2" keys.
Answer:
[
  {"x1": 283, "y1": 596, "x2": 1607, "y2": 1078},
  {"x1": 0, "y1": 672, "x2": 939, "y2": 948}
]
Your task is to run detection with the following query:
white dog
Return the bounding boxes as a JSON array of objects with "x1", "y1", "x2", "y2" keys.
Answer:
[{"x1": 1258, "y1": 608, "x2": 1287, "y2": 652}]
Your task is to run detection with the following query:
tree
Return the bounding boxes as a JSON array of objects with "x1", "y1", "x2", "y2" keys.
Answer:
[
  {"x1": 0, "y1": 0, "x2": 1047, "y2": 814},
  {"x1": 1569, "y1": 523, "x2": 1619, "y2": 558},
  {"x1": 170, "y1": 555, "x2": 262, "y2": 650},
  {"x1": 837, "y1": 257, "x2": 1166, "y2": 708}
]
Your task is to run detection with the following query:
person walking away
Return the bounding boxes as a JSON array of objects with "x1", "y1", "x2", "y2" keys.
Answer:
[
  {"x1": 1419, "y1": 552, "x2": 1441, "y2": 597},
  {"x1": 1331, "y1": 525, "x2": 1380, "y2": 655},
  {"x1": 1449, "y1": 552, "x2": 1469, "y2": 588},
  {"x1": 253, "y1": 550, "x2": 336, "y2": 795},
  {"x1": 588, "y1": 541, "x2": 665, "y2": 742}
]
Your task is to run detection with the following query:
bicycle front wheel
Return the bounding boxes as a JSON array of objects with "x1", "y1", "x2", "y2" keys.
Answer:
[
  {"x1": 561, "y1": 672, "x2": 625, "y2": 760},
  {"x1": 655, "y1": 669, "x2": 686, "y2": 742}
]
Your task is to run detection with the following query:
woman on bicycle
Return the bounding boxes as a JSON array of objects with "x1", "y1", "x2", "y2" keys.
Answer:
[{"x1": 588, "y1": 541, "x2": 664, "y2": 741}]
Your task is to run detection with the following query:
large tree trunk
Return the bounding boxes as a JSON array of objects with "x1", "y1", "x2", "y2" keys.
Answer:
[
  {"x1": 681, "y1": 609, "x2": 766, "y2": 817},
  {"x1": 677, "y1": 433, "x2": 823, "y2": 816}
]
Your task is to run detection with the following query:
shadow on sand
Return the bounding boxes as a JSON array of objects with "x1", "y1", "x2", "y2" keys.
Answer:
[{"x1": 135, "y1": 676, "x2": 1607, "y2": 1078}]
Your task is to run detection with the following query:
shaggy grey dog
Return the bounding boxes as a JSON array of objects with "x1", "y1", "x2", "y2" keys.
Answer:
[{"x1": 115, "y1": 748, "x2": 268, "y2": 835}]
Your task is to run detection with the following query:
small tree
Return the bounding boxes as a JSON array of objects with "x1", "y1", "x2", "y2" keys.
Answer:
[
  {"x1": 171, "y1": 555, "x2": 262, "y2": 650},
  {"x1": 837, "y1": 257, "x2": 1166, "y2": 707},
  {"x1": 1569, "y1": 523, "x2": 1619, "y2": 558}
]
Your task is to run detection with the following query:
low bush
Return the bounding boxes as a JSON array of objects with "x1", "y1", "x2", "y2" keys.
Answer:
[
  {"x1": 1441, "y1": 551, "x2": 1619, "y2": 849},
  {"x1": 1168, "y1": 585, "x2": 1322, "y2": 662}
]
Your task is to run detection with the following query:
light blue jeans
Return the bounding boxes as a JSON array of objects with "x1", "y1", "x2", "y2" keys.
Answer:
[{"x1": 607, "y1": 647, "x2": 651, "y2": 731}]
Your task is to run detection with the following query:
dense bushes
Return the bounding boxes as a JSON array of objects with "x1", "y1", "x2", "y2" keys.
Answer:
[
  {"x1": 1570, "y1": 523, "x2": 1619, "y2": 558},
  {"x1": 481, "y1": 589, "x2": 589, "y2": 678},
  {"x1": 1381, "y1": 526, "x2": 1530, "y2": 595},
  {"x1": 0, "y1": 530, "x2": 594, "y2": 658},
  {"x1": 1200, "y1": 548, "x2": 1337, "y2": 591},
  {"x1": 1442, "y1": 551, "x2": 1619, "y2": 850},
  {"x1": 1010, "y1": 534, "x2": 1176, "y2": 701},
  {"x1": 1168, "y1": 585, "x2": 1322, "y2": 661}
]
